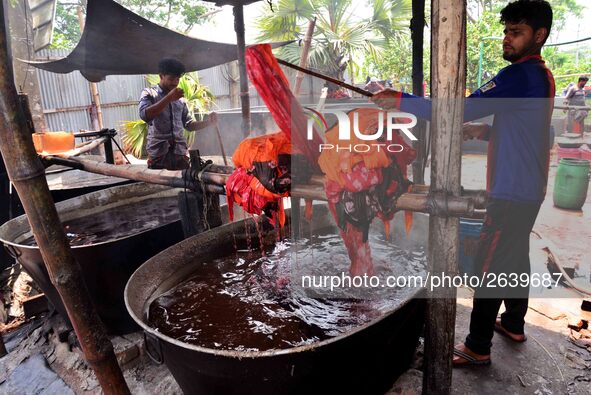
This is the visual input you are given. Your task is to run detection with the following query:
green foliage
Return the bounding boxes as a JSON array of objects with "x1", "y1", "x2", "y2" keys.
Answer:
[
  {"x1": 120, "y1": 73, "x2": 215, "y2": 158},
  {"x1": 466, "y1": 0, "x2": 587, "y2": 90},
  {"x1": 362, "y1": 35, "x2": 430, "y2": 91},
  {"x1": 255, "y1": 0, "x2": 411, "y2": 83},
  {"x1": 466, "y1": 11, "x2": 505, "y2": 90},
  {"x1": 114, "y1": 0, "x2": 212, "y2": 33},
  {"x1": 120, "y1": 119, "x2": 148, "y2": 158},
  {"x1": 51, "y1": 1, "x2": 83, "y2": 50},
  {"x1": 51, "y1": 0, "x2": 213, "y2": 50}
]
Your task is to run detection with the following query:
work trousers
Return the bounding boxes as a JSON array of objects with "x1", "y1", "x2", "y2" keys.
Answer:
[{"x1": 464, "y1": 198, "x2": 541, "y2": 355}]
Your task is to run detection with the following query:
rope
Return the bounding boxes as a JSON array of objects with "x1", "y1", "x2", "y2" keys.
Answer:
[{"x1": 427, "y1": 190, "x2": 451, "y2": 217}]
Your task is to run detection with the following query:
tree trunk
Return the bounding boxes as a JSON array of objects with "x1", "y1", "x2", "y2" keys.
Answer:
[{"x1": 423, "y1": 0, "x2": 467, "y2": 394}]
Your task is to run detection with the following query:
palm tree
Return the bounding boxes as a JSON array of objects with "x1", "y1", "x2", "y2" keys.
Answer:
[{"x1": 255, "y1": 0, "x2": 411, "y2": 86}]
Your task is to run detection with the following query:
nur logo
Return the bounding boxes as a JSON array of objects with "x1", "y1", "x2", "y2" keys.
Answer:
[{"x1": 306, "y1": 109, "x2": 418, "y2": 153}]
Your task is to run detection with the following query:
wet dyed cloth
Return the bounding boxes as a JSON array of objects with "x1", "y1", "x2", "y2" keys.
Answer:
[
  {"x1": 226, "y1": 167, "x2": 288, "y2": 228},
  {"x1": 245, "y1": 44, "x2": 323, "y2": 168},
  {"x1": 319, "y1": 108, "x2": 416, "y2": 276},
  {"x1": 227, "y1": 133, "x2": 313, "y2": 228}
]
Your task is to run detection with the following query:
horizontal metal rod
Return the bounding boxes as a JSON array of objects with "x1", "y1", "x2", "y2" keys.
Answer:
[{"x1": 277, "y1": 58, "x2": 373, "y2": 97}]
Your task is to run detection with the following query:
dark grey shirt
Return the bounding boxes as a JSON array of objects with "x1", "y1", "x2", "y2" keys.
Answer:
[
  {"x1": 565, "y1": 85, "x2": 586, "y2": 107},
  {"x1": 138, "y1": 85, "x2": 195, "y2": 158}
]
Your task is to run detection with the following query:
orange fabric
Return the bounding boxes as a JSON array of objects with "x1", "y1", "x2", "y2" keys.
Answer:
[
  {"x1": 232, "y1": 132, "x2": 293, "y2": 169},
  {"x1": 318, "y1": 108, "x2": 392, "y2": 186},
  {"x1": 304, "y1": 199, "x2": 313, "y2": 220}
]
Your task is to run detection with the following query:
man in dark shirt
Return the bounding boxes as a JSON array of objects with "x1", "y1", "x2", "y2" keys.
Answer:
[
  {"x1": 564, "y1": 75, "x2": 588, "y2": 134},
  {"x1": 371, "y1": 0, "x2": 554, "y2": 366},
  {"x1": 139, "y1": 58, "x2": 217, "y2": 170}
]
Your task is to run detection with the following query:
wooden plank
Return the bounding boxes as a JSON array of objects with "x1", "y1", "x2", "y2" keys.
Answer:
[
  {"x1": 411, "y1": 0, "x2": 428, "y2": 185},
  {"x1": 23, "y1": 293, "x2": 49, "y2": 319},
  {"x1": 423, "y1": 1, "x2": 467, "y2": 394}
]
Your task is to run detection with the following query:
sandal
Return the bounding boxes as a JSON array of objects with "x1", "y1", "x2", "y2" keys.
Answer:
[
  {"x1": 453, "y1": 347, "x2": 491, "y2": 367},
  {"x1": 494, "y1": 318, "x2": 527, "y2": 343}
]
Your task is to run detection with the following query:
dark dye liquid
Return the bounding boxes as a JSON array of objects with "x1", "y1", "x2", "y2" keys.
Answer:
[
  {"x1": 148, "y1": 233, "x2": 426, "y2": 352},
  {"x1": 20, "y1": 197, "x2": 180, "y2": 247}
]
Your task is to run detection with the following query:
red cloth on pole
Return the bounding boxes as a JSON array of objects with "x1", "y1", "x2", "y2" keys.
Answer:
[{"x1": 245, "y1": 44, "x2": 322, "y2": 168}]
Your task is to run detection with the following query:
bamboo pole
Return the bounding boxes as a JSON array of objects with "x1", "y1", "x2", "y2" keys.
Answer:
[
  {"x1": 423, "y1": 0, "x2": 467, "y2": 394},
  {"x1": 76, "y1": 6, "x2": 103, "y2": 129},
  {"x1": 0, "y1": 4, "x2": 130, "y2": 393},
  {"x1": 44, "y1": 156, "x2": 480, "y2": 217},
  {"x1": 233, "y1": 5, "x2": 251, "y2": 138},
  {"x1": 411, "y1": 0, "x2": 428, "y2": 185}
]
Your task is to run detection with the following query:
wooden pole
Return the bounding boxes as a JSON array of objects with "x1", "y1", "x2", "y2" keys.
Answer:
[
  {"x1": 233, "y1": 5, "x2": 251, "y2": 138},
  {"x1": 76, "y1": 6, "x2": 104, "y2": 129},
  {"x1": 410, "y1": 0, "x2": 428, "y2": 185},
  {"x1": 7, "y1": 0, "x2": 47, "y2": 132},
  {"x1": 423, "y1": 1, "x2": 467, "y2": 394},
  {"x1": 0, "y1": 4, "x2": 130, "y2": 393},
  {"x1": 294, "y1": 18, "x2": 317, "y2": 96}
]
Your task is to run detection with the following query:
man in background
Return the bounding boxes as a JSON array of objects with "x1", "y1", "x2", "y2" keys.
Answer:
[
  {"x1": 564, "y1": 75, "x2": 589, "y2": 134},
  {"x1": 139, "y1": 58, "x2": 217, "y2": 170}
]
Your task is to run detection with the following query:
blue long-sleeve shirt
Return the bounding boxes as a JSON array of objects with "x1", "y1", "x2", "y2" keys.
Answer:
[{"x1": 397, "y1": 56, "x2": 555, "y2": 204}]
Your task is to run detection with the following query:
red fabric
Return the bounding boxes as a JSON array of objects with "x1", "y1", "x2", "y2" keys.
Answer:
[
  {"x1": 245, "y1": 44, "x2": 323, "y2": 168},
  {"x1": 324, "y1": 128, "x2": 416, "y2": 276},
  {"x1": 226, "y1": 168, "x2": 288, "y2": 227}
]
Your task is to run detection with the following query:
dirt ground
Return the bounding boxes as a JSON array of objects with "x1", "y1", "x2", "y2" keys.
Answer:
[
  {"x1": 0, "y1": 151, "x2": 590, "y2": 394},
  {"x1": 388, "y1": 152, "x2": 591, "y2": 394}
]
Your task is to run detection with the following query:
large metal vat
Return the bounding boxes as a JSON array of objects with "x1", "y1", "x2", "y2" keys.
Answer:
[
  {"x1": 0, "y1": 183, "x2": 185, "y2": 334},
  {"x1": 125, "y1": 204, "x2": 427, "y2": 394}
]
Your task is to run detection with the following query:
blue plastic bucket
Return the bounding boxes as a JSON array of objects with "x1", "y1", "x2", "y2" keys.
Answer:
[{"x1": 459, "y1": 218, "x2": 483, "y2": 277}]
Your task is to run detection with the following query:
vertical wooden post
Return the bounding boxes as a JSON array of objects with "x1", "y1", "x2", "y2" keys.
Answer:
[
  {"x1": 76, "y1": 6, "x2": 104, "y2": 130},
  {"x1": 6, "y1": 0, "x2": 47, "y2": 132},
  {"x1": 423, "y1": 1, "x2": 466, "y2": 394},
  {"x1": 411, "y1": 0, "x2": 428, "y2": 185},
  {"x1": 0, "y1": 3, "x2": 130, "y2": 394},
  {"x1": 233, "y1": 5, "x2": 251, "y2": 138}
]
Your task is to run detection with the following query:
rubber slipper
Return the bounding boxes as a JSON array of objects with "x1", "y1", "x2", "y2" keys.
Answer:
[
  {"x1": 452, "y1": 347, "x2": 491, "y2": 367},
  {"x1": 494, "y1": 319, "x2": 527, "y2": 343}
]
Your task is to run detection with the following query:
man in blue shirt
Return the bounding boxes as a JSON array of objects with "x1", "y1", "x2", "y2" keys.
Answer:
[
  {"x1": 372, "y1": 0, "x2": 554, "y2": 366},
  {"x1": 139, "y1": 58, "x2": 217, "y2": 170}
]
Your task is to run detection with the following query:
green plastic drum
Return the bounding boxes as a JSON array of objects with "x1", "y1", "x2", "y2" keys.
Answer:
[{"x1": 553, "y1": 158, "x2": 590, "y2": 210}]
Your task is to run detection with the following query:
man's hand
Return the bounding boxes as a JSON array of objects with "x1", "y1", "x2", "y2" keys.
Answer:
[
  {"x1": 207, "y1": 112, "x2": 218, "y2": 126},
  {"x1": 462, "y1": 122, "x2": 490, "y2": 141},
  {"x1": 167, "y1": 87, "x2": 184, "y2": 101},
  {"x1": 370, "y1": 88, "x2": 401, "y2": 110}
]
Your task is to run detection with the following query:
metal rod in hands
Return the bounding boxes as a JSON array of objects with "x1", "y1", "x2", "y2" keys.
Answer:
[{"x1": 276, "y1": 59, "x2": 373, "y2": 97}]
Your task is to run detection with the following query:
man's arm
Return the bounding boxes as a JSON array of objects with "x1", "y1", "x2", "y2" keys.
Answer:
[
  {"x1": 371, "y1": 65, "x2": 526, "y2": 122},
  {"x1": 139, "y1": 87, "x2": 184, "y2": 123},
  {"x1": 462, "y1": 122, "x2": 491, "y2": 141},
  {"x1": 185, "y1": 111, "x2": 218, "y2": 132}
]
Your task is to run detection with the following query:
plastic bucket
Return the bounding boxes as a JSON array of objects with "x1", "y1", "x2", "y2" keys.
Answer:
[
  {"x1": 557, "y1": 147, "x2": 581, "y2": 163},
  {"x1": 553, "y1": 158, "x2": 590, "y2": 210},
  {"x1": 580, "y1": 146, "x2": 591, "y2": 161}
]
